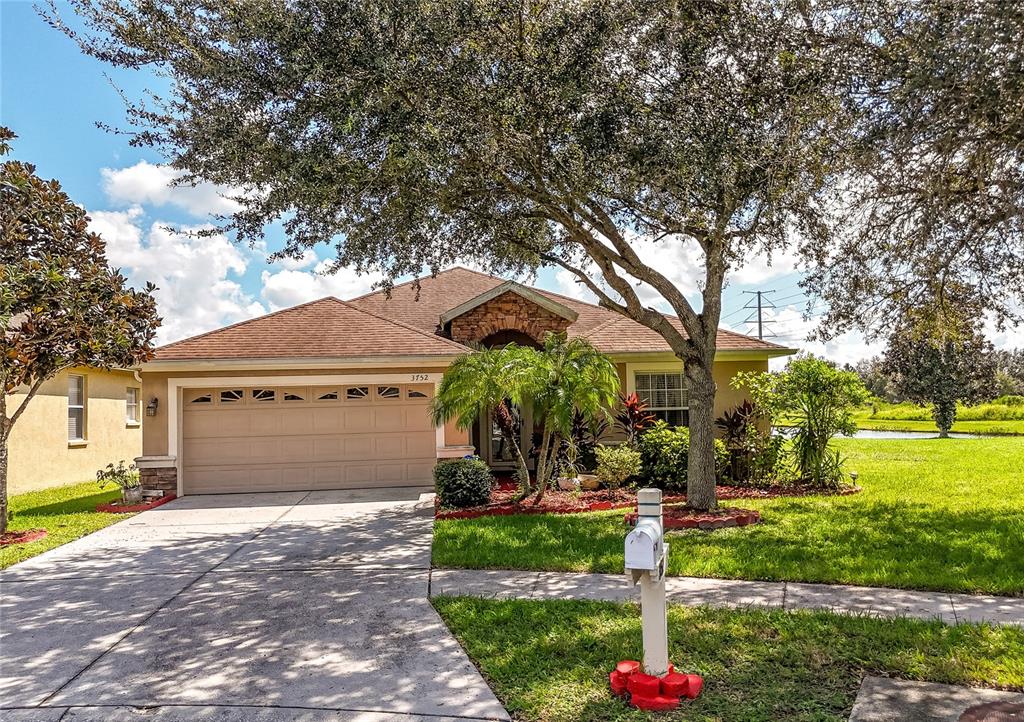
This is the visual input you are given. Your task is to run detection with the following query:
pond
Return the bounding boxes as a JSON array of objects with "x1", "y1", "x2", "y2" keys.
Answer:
[{"x1": 775, "y1": 427, "x2": 986, "y2": 440}]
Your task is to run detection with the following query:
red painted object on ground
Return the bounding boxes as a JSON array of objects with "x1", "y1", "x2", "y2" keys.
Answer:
[
  {"x1": 0, "y1": 528, "x2": 48, "y2": 546},
  {"x1": 610, "y1": 659, "x2": 703, "y2": 711},
  {"x1": 96, "y1": 493, "x2": 177, "y2": 514}
]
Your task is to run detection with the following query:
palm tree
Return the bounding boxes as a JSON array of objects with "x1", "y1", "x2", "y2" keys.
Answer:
[
  {"x1": 431, "y1": 333, "x2": 620, "y2": 504},
  {"x1": 525, "y1": 334, "x2": 620, "y2": 504},
  {"x1": 431, "y1": 344, "x2": 536, "y2": 497}
]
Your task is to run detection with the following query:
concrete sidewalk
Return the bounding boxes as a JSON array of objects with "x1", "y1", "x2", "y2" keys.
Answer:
[{"x1": 429, "y1": 569, "x2": 1024, "y2": 627}]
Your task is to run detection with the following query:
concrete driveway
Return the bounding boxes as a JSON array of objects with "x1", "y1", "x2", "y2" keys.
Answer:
[{"x1": 0, "y1": 489, "x2": 509, "y2": 722}]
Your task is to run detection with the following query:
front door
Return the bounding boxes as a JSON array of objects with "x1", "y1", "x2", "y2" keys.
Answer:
[{"x1": 480, "y1": 401, "x2": 534, "y2": 470}]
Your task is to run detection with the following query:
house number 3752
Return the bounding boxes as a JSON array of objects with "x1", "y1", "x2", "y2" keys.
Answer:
[{"x1": 410, "y1": 374, "x2": 429, "y2": 382}]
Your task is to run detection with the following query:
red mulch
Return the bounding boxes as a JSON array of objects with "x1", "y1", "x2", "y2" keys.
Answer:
[
  {"x1": 436, "y1": 483, "x2": 860, "y2": 520},
  {"x1": 0, "y1": 528, "x2": 48, "y2": 546},
  {"x1": 96, "y1": 493, "x2": 177, "y2": 514}
]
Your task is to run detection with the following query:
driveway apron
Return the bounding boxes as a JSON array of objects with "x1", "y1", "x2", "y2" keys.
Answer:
[{"x1": 0, "y1": 489, "x2": 509, "y2": 721}]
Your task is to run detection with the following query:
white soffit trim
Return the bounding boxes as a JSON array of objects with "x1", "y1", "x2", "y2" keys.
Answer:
[{"x1": 439, "y1": 280, "x2": 579, "y2": 325}]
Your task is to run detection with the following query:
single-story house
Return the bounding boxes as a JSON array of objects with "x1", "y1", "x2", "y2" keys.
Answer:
[
  {"x1": 135, "y1": 267, "x2": 794, "y2": 496},
  {"x1": 7, "y1": 368, "x2": 143, "y2": 493}
]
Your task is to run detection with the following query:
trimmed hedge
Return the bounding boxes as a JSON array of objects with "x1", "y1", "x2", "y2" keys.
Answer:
[
  {"x1": 434, "y1": 458, "x2": 493, "y2": 509},
  {"x1": 637, "y1": 421, "x2": 729, "y2": 492}
]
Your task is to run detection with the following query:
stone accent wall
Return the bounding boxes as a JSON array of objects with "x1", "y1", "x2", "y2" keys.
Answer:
[
  {"x1": 140, "y1": 466, "x2": 177, "y2": 493},
  {"x1": 448, "y1": 291, "x2": 571, "y2": 345}
]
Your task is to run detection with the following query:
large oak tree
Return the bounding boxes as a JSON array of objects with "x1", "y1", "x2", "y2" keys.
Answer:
[
  {"x1": 0, "y1": 128, "x2": 161, "y2": 533},
  {"x1": 56, "y1": 0, "x2": 865, "y2": 510}
]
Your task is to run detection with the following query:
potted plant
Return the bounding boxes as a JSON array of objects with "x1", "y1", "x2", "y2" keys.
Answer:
[{"x1": 96, "y1": 460, "x2": 143, "y2": 504}]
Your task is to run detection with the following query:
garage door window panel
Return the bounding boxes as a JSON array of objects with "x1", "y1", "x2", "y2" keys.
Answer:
[
  {"x1": 377, "y1": 385, "x2": 401, "y2": 399},
  {"x1": 346, "y1": 386, "x2": 369, "y2": 402},
  {"x1": 252, "y1": 388, "x2": 276, "y2": 402},
  {"x1": 315, "y1": 389, "x2": 339, "y2": 401},
  {"x1": 282, "y1": 387, "x2": 308, "y2": 402},
  {"x1": 220, "y1": 389, "x2": 244, "y2": 404}
]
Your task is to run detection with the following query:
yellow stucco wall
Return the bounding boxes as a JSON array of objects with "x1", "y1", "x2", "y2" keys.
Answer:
[{"x1": 6, "y1": 367, "x2": 142, "y2": 493}]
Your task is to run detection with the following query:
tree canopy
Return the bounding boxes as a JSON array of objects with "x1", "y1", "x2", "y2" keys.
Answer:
[
  {"x1": 883, "y1": 304, "x2": 997, "y2": 436},
  {"x1": 0, "y1": 126, "x2": 161, "y2": 533}
]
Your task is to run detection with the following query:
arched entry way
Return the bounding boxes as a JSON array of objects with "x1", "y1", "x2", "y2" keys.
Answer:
[{"x1": 479, "y1": 329, "x2": 542, "y2": 349}]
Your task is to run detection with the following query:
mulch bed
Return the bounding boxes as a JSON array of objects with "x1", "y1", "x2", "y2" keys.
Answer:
[
  {"x1": 0, "y1": 528, "x2": 48, "y2": 546},
  {"x1": 435, "y1": 483, "x2": 860, "y2": 520},
  {"x1": 96, "y1": 493, "x2": 177, "y2": 514}
]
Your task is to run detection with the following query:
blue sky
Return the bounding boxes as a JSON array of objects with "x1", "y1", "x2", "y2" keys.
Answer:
[{"x1": 6, "y1": 2, "x2": 1014, "y2": 361}]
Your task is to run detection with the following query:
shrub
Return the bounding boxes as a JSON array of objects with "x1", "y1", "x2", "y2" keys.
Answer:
[
  {"x1": 434, "y1": 458, "x2": 493, "y2": 509},
  {"x1": 594, "y1": 444, "x2": 642, "y2": 489},
  {"x1": 637, "y1": 421, "x2": 728, "y2": 492},
  {"x1": 96, "y1": 460, "x2": 140, "y2": 490},
  {"x1": 994, "y1": 394, "x2": 1024, "y2": 407},
  {"x1": 736, "y1": 355, "x2": 867, "y2": 488}
]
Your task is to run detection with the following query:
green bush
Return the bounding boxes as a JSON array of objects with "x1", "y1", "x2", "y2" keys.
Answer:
[
  {"x1": 434, "y1": 458, "x2": 493, "y2": 509},
  {"x1": 594, "y1": 444, "x2": 642, "y2": 489},
  {"x1": 637, "y1": 421, "x2": 728, "y2": 492},
  {"x1": 994, "y1": 395, "x2": 1024, "y2": 407}
]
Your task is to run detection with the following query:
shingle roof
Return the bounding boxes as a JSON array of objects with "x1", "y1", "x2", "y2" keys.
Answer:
[
  {"x1": 152, "y1": 297, "x2": 471, "y2": 361},
  {"x1": 349, "y1": 267, "x2": 793, "y2": 355}
]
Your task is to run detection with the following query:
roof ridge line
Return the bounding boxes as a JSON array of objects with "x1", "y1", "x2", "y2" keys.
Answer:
[
  {"x1": 346, "y1": 265, "x2": 502, "y2": 303},
  {"x1": 156, "y1": 297, "x2": 333, "y2": 351},
  {"x1": 326, "y1": 297, "x2": 472, "y2": 353}
]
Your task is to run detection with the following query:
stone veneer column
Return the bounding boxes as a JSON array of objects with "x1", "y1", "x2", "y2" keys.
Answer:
[{"x1": 135, "y1": 456, "x2": 178, "y2": 494}]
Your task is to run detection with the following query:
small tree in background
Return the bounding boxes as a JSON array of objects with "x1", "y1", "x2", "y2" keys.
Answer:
[
  {"x1": 0, "y1": 128, "x2": 161, "y2": 533},
  {"x1": 736, "y1": 355, "x2": 868, "y2": 488},
  {"x1": 883, "y1": 307, "x2": 997, "y2": 437}
]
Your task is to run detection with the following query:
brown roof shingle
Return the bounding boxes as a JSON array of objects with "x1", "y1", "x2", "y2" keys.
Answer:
[
  {"x1": 350, "y1": 267, "x2": 793, "y2": 355},
  {"x1": 152, "y1": 297, "x2": 470, "y2": 361}
]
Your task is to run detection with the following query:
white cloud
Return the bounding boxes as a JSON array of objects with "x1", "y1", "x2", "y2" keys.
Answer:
[
  {"x1": 271, "y1": 248, "x2": 319, "y2": 271},
  {"x1": 260, "y1": 260, "x2": 383, "y2": 309},
  {"x1": 101, "y1": 161, "x2": 242, "y2": 218},
  {"x1": 728, "y1": 246, "x2": 802, "y2": 286},
  {"x1": 89, "y1": 208, "x2": 265, "y2": 344}
]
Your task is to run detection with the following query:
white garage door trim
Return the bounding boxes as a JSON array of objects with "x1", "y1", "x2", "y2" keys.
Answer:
[{"x1": 166, "y1": 373, "x2": 445, "y2": 496}]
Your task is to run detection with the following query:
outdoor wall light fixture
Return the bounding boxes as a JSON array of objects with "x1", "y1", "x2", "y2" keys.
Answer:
[{"x1": 146, "y1": 398, "x2": 159, "y2": 417}]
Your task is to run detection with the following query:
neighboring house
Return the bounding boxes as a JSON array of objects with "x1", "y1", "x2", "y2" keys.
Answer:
[
  {"x1": 136, "y1": 267, "x2": 794, "y2": 496},
  {"x1": 7, "y1": 368, "x2": 143, "y2": 493}
]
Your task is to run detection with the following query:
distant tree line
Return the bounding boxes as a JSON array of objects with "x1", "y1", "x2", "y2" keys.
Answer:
[{"x1": 847, "y1": 348, "x2": 1024, "y2": 404}]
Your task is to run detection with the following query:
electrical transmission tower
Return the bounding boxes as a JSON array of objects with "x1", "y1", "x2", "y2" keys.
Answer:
[{"x1": 741, "y1": 290, "x2": 777, "y2": 340}]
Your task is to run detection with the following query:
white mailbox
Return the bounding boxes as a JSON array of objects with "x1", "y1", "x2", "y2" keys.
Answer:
[{"x1": 625, "y1": 518, "x2": 663, "y2": 571}]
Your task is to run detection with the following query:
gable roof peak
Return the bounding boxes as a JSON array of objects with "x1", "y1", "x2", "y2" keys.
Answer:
[{"x1": 439, "y1": 279, "x2": 580, "y2": 325}]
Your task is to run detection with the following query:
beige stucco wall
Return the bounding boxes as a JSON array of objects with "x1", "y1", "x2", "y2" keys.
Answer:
[
  {"x1": 712, "y1": 359, "x2": 768, "y2": 418},
  {"x1": 138, "y1": 356, "x2": 770, "y2": 459},
  {"x1": 6, "y1": 367, "x2": 142, "y2": 493},
  {"x1": 140, "y1": 365, "x2": 458, "y2": 456}
]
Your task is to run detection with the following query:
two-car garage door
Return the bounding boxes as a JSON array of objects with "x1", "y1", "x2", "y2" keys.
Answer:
[{"x1": 181, "y1": 383, "x2": 436, "y2": 494}]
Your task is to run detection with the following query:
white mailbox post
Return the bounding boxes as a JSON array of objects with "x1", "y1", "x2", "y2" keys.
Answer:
[{"x1": 625, "y1": 488, "x2": 670, "y2": 677}]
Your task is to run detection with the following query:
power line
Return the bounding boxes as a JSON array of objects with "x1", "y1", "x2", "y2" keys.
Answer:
[{"x1": 741, "y1": 290, "x2": 777, "y2": 340}]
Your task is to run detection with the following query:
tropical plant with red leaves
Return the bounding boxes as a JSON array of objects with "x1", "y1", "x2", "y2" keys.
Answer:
[{"x1": 614, "y1": 393, "x2": 656, "y2": 445}]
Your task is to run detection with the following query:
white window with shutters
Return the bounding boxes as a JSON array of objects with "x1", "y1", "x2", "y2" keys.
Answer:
[
  {"x1": 126, "y1": 387, "x2": 140, "y2": 424},
  {"x1": 68, "y1": 374, "x2": 86, "y2": 442}
]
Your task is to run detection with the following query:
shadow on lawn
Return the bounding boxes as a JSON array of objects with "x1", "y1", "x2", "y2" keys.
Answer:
[
  {"x1": 434, "y1": 596, "x2": 1022, "y2": 722},
  {"x1": 669, "y1": 499, "x2": 1024, "y2": 594},
  {"x1": 11, "y1": 490, "x2": 121, "y2": 518}
]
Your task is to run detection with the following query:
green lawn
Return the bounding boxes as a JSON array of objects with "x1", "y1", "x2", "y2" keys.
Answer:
[
  {"x1": 0, "y1": 481, "x2": 134, "y2": 569},
  {"x1": 434, "y1": 597, "x2": 1024, "y2": 722},
  {"x1": 433, "y1": 438, "x2": 1024, "y2": 595}
]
